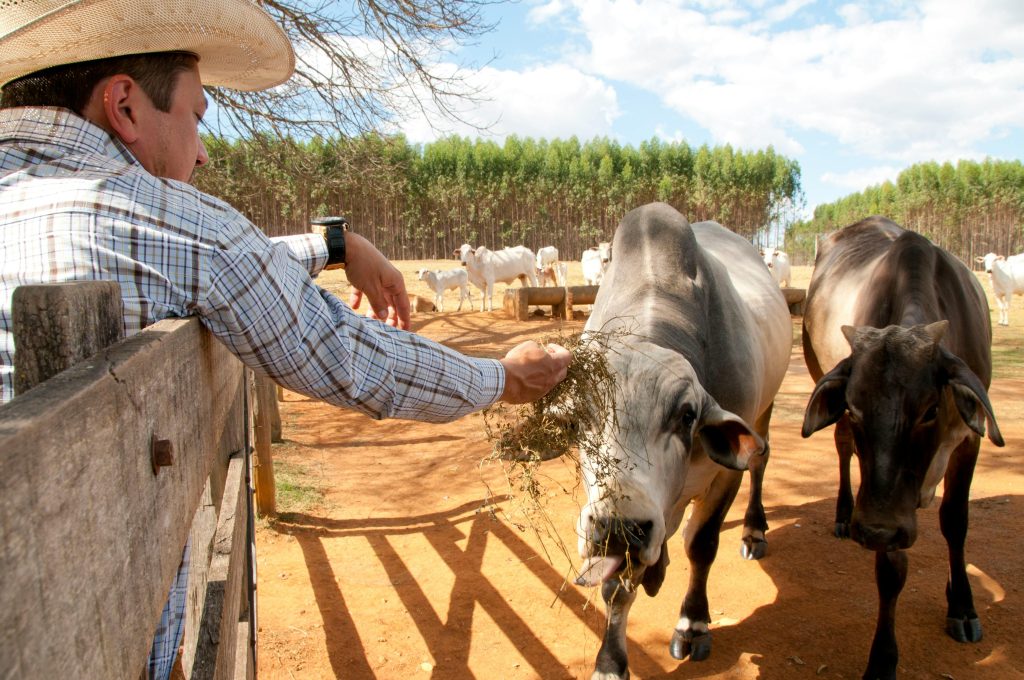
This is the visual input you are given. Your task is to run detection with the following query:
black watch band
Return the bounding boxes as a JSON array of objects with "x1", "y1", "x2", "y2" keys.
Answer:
[
  {"x1": 325, "y1": 225, "x2": 347, "y2": 267},
  {"x1": 314, "y1": 216, "x2": 349, "y2": 267}
]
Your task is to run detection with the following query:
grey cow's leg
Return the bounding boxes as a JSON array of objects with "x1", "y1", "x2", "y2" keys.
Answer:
[
  {"x1": 670, "y1": 473, "x2": 741, "y2": 662},
  {"x1": 833, "y1": 414, "x2": 856, "y2": 538},
  {"x1": 592, "y1": 578, "x2": 637, "y2": 680},
  {"x1": 941, "y1": 436, "x2": 983, "y2": 643},
  {"x1": 741, "y1": 403, "x2": 773, "y2": 560}
]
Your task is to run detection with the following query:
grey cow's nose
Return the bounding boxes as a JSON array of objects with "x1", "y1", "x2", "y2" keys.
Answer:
[{"x1": 587, "y1": 517, "x2": 654, "y2": 553}]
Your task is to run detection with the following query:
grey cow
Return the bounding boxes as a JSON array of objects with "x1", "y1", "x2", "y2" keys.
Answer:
[
  {"x1": 566, "y1": 202, "x2": 791, "y2": 679},
  {"x1": 801, "y1": 216, "x2": 1004, "y2": 680}
]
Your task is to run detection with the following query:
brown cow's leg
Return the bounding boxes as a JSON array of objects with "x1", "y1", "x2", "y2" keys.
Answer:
[
  {"x1": 593, "y1": 579, "x2": 636, "y2": 680},
  {"x1": 741, "y1": 404, "x2": 772, "y2": 560},
  {"x1": 940, "y1": 436, "x2": 983, "y2": 642},
  {"x1": 834, "y1": 414, "x2": 856, "y2": 538},
  {"x1": 864, "y1": 549, "x2": 907, "y2": 680},
  {"x1": 670, "y1": 472, "x2": 741, "y2": 662}
]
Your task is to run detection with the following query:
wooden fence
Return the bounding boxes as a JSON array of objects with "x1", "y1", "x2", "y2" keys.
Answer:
[{"x1": 0, "y1": 282, "x2": 278, "y2": 679}]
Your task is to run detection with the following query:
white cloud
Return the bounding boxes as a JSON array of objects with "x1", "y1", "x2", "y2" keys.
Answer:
[
  {"x1": 396, "y1": 63, "x2": 620, "y2": 143},
  {"x1": 820, "y1": 165, "x2": 902, "y2": 193},
  {"x1": 561, "y1": 0, "x2": 1024, "y2": 163},
  {"x1": 527, "y1": 0, "x2": 569, "y2": 25}
]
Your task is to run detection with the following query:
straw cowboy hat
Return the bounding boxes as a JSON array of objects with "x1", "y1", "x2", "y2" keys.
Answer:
[{"x1": 0, "y1": 0, "x2": 295, "y2": 90}]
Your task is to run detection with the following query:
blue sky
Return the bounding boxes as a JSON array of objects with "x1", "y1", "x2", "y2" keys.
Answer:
[{"x1": 391, "y1": 0, "x2": 1024, "y2": 219}]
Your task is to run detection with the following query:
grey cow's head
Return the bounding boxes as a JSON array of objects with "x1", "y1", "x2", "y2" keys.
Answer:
[
  {"x1": 802, "y1": 321, "x2": 1004, "y2": 551},
  {"x1": 574, "y1": 340, "x2": 764, "y2": 595}
]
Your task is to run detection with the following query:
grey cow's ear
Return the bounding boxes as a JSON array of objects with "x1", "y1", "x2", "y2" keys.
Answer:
[
  {"x1": 802, "y1": 358, "x2": 851, "y2": 438},
  {"x1": 940, "y1": 349, "x2": 1005, "y2": 447},
  {"x1": 697, "y1": 404, "x2": 765, "y2": 471}
]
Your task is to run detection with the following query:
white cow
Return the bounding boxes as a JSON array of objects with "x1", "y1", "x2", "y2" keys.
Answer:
[
  {"x1": 416, "y1": 268, "x2": 471, "y2": 312},
  {"x1": 454, "y1": 243, "x2": 538, "y2": 312},
  {"x1": 581, "y1": 241, "x2": 612, "y2": 286},
  {"x1": 760, "y1": 248, "x2": 791, "y2": 287},
  {"x1": 549, "y1": 203, "x2": 791, "y2": 679},
  {"x1": 536, "y1": 245, "x2": 563, "y2": 286},
  {"x1": 975, "y1": 251, "x2": 1024, "y2": 326}
]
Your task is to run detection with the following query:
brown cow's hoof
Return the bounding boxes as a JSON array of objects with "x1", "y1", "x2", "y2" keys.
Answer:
[
  {"x1": 946, "y1": 616, "x2": 983, "y2": 642},
  {"x1": 669, "y1": 629, "x2": 712, "y2": 661},
  {"x1": 861, "y1": 662, "x2": 896, "y2": 680},
  {"x1": 740, "y1": 536, "x2": 767, "y2": 560}
]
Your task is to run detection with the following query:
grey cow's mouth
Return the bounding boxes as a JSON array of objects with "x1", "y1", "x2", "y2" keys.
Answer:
[{"x1": 575, "y1": 551, "x2": 648, "y2": 590}]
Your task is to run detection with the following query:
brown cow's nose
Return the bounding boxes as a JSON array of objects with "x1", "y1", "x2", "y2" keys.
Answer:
[{"x1": 851, "y1": 521, "x2": 914, "y2": 551}]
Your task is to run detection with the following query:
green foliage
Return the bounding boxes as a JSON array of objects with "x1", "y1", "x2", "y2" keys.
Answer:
[
  {"x1": 194, "y1": 133, "x2": 803, "y2": 260},
  {"x1": 789, "y1": 159, "x2": 1024, "y2": 264}
]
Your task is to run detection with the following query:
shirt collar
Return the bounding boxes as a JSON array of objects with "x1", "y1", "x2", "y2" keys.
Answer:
[{"x1": 0, "y1": 106, "x2": 140, "y2": 168}]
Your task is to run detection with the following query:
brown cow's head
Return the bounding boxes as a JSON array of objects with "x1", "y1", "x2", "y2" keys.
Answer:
[{"x1": 801, "y1": 321, "x2": 1003, "y2": 551}]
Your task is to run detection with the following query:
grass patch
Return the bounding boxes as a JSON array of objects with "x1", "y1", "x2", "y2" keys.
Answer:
[
  {"x1": 991, "y1": 333, "x2": 1024, "y2": 380},
  {"x1": 271, "y1": 458, "x2": 325, "y2": 520}
]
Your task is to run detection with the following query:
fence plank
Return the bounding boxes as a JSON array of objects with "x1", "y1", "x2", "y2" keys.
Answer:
[
  {"x1": 0, "y1": 318, "x2": 244, "y2": 680},
  {"x1": 191, "y1": 453, "x2": 249, "y2": 680}
]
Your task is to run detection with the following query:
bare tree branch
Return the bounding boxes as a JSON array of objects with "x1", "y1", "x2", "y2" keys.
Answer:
[{"x1": 204, "y1": 0, "x2": 501, "y2": 147}]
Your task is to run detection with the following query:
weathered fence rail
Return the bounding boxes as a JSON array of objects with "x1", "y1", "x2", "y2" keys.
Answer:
[{"x1": 0, "y1": 283, "x2": 266, "y2": 679}]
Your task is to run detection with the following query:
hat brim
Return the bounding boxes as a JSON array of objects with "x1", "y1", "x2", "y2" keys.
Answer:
[{"x1": 0, "y1": 0, "x2": 295, "y2": 90}]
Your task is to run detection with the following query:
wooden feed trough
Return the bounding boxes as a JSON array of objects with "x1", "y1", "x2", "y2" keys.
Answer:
[{"x1": 503, "y1": 285, "x2": 600, "y2": 320}]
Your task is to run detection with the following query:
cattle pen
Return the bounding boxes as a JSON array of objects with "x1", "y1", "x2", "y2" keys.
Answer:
[
  {"x1": 0, "y1": 282, "x2": 280, "y2": 679},
  {"x1": 257, "y1": 261, "x2": 1024, "y2": 680}
]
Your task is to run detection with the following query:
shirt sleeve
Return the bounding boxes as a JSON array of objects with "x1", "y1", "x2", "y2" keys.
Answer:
[
  {"x1": 271, "y1": 233, "x2": 329, "y2": 277},
  {"x1": 199, "y1": 235, "x2": 505, "y2": 422}
]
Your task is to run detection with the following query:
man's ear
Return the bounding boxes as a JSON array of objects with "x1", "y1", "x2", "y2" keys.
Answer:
[{"x1": 99, "y1": 75, "x2": 142, "y2": 145}]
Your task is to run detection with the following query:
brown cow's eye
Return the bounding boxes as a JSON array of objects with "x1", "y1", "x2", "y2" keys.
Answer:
[{"x1": 921, "y1": 404, "x2": 938, "y2": 423}]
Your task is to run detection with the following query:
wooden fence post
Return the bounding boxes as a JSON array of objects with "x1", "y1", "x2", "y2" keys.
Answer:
[
  {"x1": 12, "y1": 281, "x2": 123, "y2": 394},
  {"x1": 253, "y1": 374, "x2": 277, "y2": 516}
]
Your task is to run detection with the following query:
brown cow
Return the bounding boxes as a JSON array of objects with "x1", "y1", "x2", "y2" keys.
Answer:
[{"x1": 801, "y1": 216, "x2": 1004, "y2": 680}]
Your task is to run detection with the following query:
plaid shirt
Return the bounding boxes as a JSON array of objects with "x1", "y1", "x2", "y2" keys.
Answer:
[{"x1": 0, "y1": 107, "x2": 504, "y2": 413}]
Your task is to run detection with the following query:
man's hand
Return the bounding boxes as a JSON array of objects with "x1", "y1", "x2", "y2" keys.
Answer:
[
  {"x1": 499, "y1": 341, "x2": 572, "y2": 404},
  {"x1": 344, "y1": 232, "x2": 412, "y2": 329}
]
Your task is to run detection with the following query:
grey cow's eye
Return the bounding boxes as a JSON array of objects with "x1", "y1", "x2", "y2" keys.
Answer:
[{"x1": 679, "y1": 405, "x2": 696, "y2": 430}]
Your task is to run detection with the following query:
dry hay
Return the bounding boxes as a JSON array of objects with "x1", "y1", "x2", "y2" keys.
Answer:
[{"x1": 481, "y1": 329, "x2": 633, "y2": 570}]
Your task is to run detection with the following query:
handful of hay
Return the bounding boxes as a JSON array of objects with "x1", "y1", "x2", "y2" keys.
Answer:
[
  {"x1": 484, "y1": 331, "x2": 617, "y2": 463},
  {"x1": 482, "y1": 330, "x2": 624, "y2": 543}
]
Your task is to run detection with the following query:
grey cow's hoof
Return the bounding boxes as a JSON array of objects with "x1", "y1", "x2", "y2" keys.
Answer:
[
  {"x1": 740, "y1": 536, "x2": 767, "y2": 560},
  {"x1": 833, "y1": 521, "x2": 851, "y2": 538},
  {"x1": 669, "y1": 629, "x2": 712, "y2": 661},
  {"x1": 946, "y1": 616, "x2": 983, "y2": 642}
]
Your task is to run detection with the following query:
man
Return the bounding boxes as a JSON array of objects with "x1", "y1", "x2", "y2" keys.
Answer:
[{"x1": 0, "y1": 1, "x2": 571, "y2": 678}]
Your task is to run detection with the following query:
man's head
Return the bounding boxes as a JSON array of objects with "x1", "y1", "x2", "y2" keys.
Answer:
[
  {"x1": 0, "y1": 0, "x2": 295, "y2": 182},
  {"x1": 2, "y1": 51, "x2": 209, "y2": 183}
]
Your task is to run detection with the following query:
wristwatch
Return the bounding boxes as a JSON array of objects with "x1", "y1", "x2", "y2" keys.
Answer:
[{"x1": 314, "y1": 216, "x2": 349, "y2": 268}]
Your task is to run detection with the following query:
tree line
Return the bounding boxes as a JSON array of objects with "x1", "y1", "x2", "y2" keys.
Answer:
[
  {"x1": 788, "y1": 159, "x2": 1024, "y2": 266},
  {"x1": 194, "y1": 133, "x2": 802, "y2": 261}
]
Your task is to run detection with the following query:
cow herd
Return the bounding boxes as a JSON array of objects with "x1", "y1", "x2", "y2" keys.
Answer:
[
  {"x1": 516, "y1": 204, "x2": 1001, "y2": 680},
  {"x1": 410, "y1": 203, "x2": 1010, "y2": 680}
]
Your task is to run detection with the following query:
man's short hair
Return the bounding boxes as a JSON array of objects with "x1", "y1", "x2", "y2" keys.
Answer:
[{"x1": 0, "y1": 52, "x2": 199, "y2": 114}]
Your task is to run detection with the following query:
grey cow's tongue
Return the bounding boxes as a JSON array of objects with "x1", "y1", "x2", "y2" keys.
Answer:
[{"x1": 574, "y1": 555, "x2": 625, "y2": 586}]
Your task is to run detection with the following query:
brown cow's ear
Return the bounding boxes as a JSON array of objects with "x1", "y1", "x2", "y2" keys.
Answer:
[
  {"x1": 941, "y1": 349, "x2": 1005, "y2": 447},
  {"x1": 802, "y1": 359, "x2": 851, "y2": 438},
  {"x1": 697, "y1": 404, "x2": 764, "y2": 471}
]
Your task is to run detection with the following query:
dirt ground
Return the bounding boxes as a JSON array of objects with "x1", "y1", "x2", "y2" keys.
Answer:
[{"x1": 255, "y1": 263, "x2": 1024, "y2": 680}]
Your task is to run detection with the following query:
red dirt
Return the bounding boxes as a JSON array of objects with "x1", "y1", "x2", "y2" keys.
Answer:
[{"x1": 255, "y1": 308, "x2": 1024, "y2": 680}]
